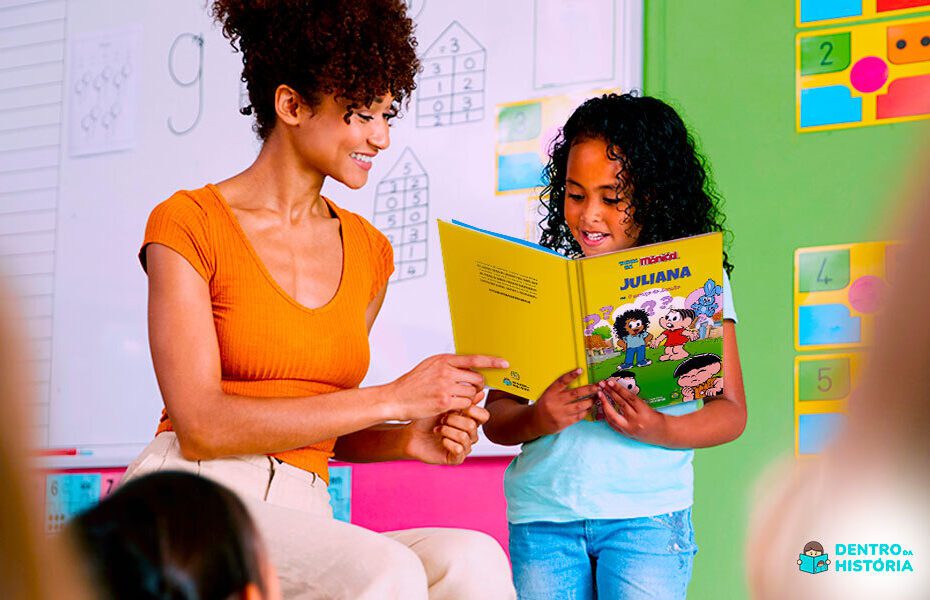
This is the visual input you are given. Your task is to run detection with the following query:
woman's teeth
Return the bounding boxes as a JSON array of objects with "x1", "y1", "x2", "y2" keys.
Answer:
[{"x1": 350, "y1": 153, "x2": 372, "y2": 163}]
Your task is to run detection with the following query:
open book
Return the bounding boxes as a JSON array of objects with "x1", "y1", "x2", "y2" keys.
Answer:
[{"x1": 438, "y1": 220, "x2": 725, "y2": 410}]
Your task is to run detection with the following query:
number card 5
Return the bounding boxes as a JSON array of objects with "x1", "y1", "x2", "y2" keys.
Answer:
[{"x1": 794, "y1": 352, "x2": 862, "y2": 456}]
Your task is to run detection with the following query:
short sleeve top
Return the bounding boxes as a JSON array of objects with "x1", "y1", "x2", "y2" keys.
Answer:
[{"x1": 140, "y1": 184, "x2": 393, "y2": 482}]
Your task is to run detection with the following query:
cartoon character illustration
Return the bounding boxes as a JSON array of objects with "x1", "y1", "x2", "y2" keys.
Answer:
[
  {"x1": 673, "y1": 353, "x2": 723, "y2": 402},
  {"x1": 690, "y1": 279, "x2": 722, "y2": 339},
  {"x1": 797, "y1": 541, "x2": 831, "y2": 574},
  {"x1": 595, "y1": 369, "x2": 639, "y2": 420},
  {"x1": 612, "y1": 309, "x2": 654, "y2": 369},
  {"x1": 650, "y1": 308, "x2": 699, "y2": 360}
]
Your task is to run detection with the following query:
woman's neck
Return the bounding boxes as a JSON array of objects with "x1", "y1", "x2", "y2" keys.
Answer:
[{"x1": 221, "y1": 131, "x2": 331, "y2": 222}]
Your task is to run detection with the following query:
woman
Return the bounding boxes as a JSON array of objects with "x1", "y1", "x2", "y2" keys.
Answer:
[{"x1": 125, "y1": 1, "x2": 515, "y2": 598}]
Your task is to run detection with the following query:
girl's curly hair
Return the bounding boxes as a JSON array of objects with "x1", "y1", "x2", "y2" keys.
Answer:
[
  {"x1": 539, "y1": 93, "x2": 733, "y2": 275},
  {"x1": 212, "y1": 0, "x2": 420, "y2": 139}
]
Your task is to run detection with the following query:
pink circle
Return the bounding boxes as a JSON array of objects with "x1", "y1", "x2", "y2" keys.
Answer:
[
  {"x1": 848, "y1": 275, "x2": 886, "y2": 314},
  {"x1": 850, "y1": 56, "x2": 888, "y2": 93}
]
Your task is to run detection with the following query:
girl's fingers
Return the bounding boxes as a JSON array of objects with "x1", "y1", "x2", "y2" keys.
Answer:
[
  {"x1": 606, "y1": 379, "x2": 640, "y2": 413},
  {"x1": 600, "y1": 391, "x2": 632, "y2": 434},
  {"x1": 547, "y1": 368, "x2": 584, "y2": 393},
  {"x1": 568, "y1": 383, "x2": 602, "y2": 402},
  {"x1": 572, "y1": 398, "x2": 595, "y2": 415}
]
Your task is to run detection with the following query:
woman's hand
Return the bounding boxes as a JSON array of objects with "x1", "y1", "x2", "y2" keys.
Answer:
[
  {"x1": 383, "y1": 354, "x2": 508, "y2": 421},
  {"x1": 599, "y1": 378, "x2": 670, "y2": 446},
  {"x1": 403, "y1": 392, "x2": 490, "y2": 465},
  {"x1": 530, "y1": 369, "x2": 602, "y2": 436}
]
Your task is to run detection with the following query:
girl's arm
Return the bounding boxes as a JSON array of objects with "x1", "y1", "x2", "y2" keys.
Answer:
[
  {"x1": 601, "y1": 320, "x2": 746, "y2": 448},
  {"x1": 484, "y1": 370, "x2": 602, "y2": 446},
  {"x1": 147, "y1": 245, "x2": 502, "y2": 461}
]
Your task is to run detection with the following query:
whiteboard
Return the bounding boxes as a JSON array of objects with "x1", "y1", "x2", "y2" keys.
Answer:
[{"x1": 0, "y1": 0, "x2": 642, "y2": 467}]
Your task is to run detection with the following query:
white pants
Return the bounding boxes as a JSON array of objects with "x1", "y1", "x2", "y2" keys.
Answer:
[{"x1": 123, "y1": 433, "x2": 516, "y2": 600}]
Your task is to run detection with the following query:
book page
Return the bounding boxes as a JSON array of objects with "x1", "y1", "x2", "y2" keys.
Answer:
[
  {"x1": 438, "y1": 221, "x2": 582, "y2": 400},
  {"x1": 577, "y1": 234, "x2": 724, "y2": 411}
]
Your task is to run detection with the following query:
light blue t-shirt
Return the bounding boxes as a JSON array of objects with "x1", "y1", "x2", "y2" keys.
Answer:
[
  {"x1": 622, "y1": 331, "x2": 649, "y2": 349},
  {"x1": 504, "y1": 272, "x2": 737, "y2": 523}
]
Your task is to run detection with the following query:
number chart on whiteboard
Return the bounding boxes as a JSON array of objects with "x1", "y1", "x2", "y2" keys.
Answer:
[{"x1": 0, "y1": 0, "x2": 642, "y2": 466}]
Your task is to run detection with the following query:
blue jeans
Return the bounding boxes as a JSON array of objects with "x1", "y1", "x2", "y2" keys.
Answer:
[
  {"x1": 509, "y1": 508, "x2": 697, "y2": 600},
  {"x1": 621, "y1": 345, "x2": 646, "y2": 367}
]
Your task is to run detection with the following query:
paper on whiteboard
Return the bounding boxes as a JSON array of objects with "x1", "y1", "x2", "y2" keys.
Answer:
[
  {"x1": 533, "y1": 0, "x2": 615, "y2": 89},
  {"x1": 68, "y1": 27, "x2": 141, "y2": 156}
]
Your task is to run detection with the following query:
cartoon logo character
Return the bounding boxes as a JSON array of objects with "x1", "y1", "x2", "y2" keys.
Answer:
[
  {"x1": 613, "y1": 309, "x2": 654, "y2": 369},
  {"x1": 690, "y1": 279, "x2": 723, "y2": 339},
  {"x1": 673, "y1": 353, "x2": 723, "y2": 402},
  {"x1": 797, "y1": 541, "x2": 831, "y2": 574},
  {"x1": 595, "y1": 369, "x2": 639, "y2": 420},
  {"x1": 650, "y1": 308, "x2": 699, "y2": 361}
]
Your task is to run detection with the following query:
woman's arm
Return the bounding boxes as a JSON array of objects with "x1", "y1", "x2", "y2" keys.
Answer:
[
  {"x1": 600, "y1": 320, "x2": 746, "y2": 448},
  {"x1": 147, "y1": 245, "x2": 500, "y2": 461}
]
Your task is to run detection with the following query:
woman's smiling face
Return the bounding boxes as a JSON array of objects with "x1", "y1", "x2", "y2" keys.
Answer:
[{"x1": 291, "y1": 93, "x2": 395, "y2": 189}]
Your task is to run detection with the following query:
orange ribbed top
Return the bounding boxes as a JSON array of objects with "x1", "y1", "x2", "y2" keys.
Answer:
[{"x1": 140, "y1": 184, "x2": 393, "y2": 483}]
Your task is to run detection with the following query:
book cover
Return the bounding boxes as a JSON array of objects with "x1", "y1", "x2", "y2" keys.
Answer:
[{"x1": 438, "y1": 221, "x2": 725, "y2": 412}]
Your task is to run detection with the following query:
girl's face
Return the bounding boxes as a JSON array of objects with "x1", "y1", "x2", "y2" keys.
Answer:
[
  {"x1": 563, "y1": 137, "x2": 640, "y2": 257},
  {"x1": 292, "y1": 93, "x2": 394, "y2": 189}
]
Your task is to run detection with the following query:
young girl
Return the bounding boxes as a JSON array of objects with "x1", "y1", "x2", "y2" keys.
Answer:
[
  {"x1": 484, "y1": 93, "x2": 747, "y2": 600},
  {"x1": 70, "y1": 471, "x2": 280, "y2": 600}
]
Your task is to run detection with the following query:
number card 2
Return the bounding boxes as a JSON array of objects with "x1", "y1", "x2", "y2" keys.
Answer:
[
  {"x1": 794, "y1": 352, "x2": 862, "y2": 456},
  {"x1": 796, "y1": 15, "x2": 930, "y2": 132}
]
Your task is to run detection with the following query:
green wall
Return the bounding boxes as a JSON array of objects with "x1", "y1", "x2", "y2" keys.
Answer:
[{"x1": 643, "y1": 2, "x2": 924, "y2": 598}]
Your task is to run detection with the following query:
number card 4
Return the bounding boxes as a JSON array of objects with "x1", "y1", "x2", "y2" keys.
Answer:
[{"x1": 794, "y1": 241, "x2": 897, "y2": 351}]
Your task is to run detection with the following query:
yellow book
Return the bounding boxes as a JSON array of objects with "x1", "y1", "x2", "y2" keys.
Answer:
[{"x1": 438, "y1": 221, "x2": 725, "y2": 410}]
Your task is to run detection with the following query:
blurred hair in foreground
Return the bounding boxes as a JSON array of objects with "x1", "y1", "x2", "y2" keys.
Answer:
[
  {"x1": 747, "y1": 150, "x2": 930, "y2": 599},
  {"x1": 0, "y1": 289, "x2": 90, "y2": 599}
]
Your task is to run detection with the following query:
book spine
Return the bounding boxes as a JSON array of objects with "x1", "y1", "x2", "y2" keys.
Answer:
[{"x1": 565, "y1": 258, "x2": 589, "y2": 385}]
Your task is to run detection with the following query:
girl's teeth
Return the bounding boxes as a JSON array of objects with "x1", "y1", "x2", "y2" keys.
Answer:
[{"x1": 351, "y1": 153, "x2": 372, "y2": 163}]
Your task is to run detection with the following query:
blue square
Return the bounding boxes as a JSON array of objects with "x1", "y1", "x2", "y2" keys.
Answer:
[{"x1": 799, "y1": 413, "x2": 846, "y2": 455}]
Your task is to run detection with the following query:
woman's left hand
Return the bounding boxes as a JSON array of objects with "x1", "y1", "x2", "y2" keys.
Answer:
[
  {"x1": 403, "y1": 393, "x2": 489, "y2": 465},
  {"x1": 599, "y1": 379, "x2": 670, "y2": 446}
]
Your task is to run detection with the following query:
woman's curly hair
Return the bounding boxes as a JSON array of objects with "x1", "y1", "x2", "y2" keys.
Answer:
[
  {"x1": 212, "y1": 0, "x2": 420, "y2": 139},
  {"x1": 539, "y1": 93, "x2": 733, "y2": 275}
]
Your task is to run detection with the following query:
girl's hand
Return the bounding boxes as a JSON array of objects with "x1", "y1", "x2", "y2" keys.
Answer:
[
  {"x1": 531, "y1": 369, "x2": 602, "y2": 436},
  {"x1": 649, "y1": 338, "x2": 660, "y2": 349},
  {"x1": 599, "y1": 378, "x2": 670, "y2": 446},
  {"x1": 684, "y1": 329, "x2": 699, "y2": 341},
  {"x1": 403, "y1": 393, "x2": 489, "y2": 465},
  {"x1": 384, "y1": 354, "x2": 508, "y2": 421}
]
